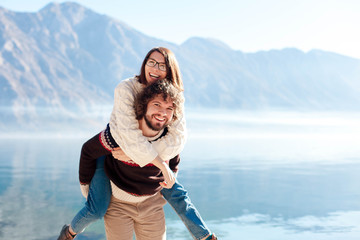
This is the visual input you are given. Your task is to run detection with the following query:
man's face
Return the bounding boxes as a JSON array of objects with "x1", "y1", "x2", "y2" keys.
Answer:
[{"x1": 144, "y1": 94, "x2": 174, "y2": 131}]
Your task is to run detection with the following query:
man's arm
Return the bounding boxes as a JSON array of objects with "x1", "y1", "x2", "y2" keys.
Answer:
[{"x1": 79, "y1": 131, "x2": 115, "y2": 184}]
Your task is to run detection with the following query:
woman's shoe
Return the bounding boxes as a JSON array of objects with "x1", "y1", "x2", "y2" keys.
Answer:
[
  {"x1": 57, "y1": 225, "x2": 76, "y2": 240},
  {"x1": 205, "y1": 233, "x2": 218, "y2": 240}
]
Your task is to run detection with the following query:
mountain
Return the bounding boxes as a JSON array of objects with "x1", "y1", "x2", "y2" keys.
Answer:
[
  {"x1": 1, "y1": 2, "x2": 360, "y2": 129},
  {"x1": 0, "y1": 2, "x2": 173, "y2": 127},
  {"x1": 176, "y1": 37, "x2": 360, "y2": 109}
]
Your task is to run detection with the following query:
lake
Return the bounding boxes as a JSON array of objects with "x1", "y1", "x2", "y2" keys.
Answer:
[{"x1": 1, "y1": 110, "x2": 360, "y2": 239}]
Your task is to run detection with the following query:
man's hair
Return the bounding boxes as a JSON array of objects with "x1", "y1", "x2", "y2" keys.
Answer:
[
  {"x1": 134, "y1": 79, "x2": 184, "y2": 122},
  {"x1": 137, "y1": 47, "x2": 184, "y2": 92}
]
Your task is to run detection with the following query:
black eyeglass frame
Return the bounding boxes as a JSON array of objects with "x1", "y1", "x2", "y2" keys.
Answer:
[{"x1": 146, "y1": 58, "x2": 167, "y2": 72}]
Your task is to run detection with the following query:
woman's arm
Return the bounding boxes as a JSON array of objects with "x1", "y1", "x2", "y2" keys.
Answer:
[
  {"x1": 152, "y1": 114, "x2": 187, "y2": 160},
  {"x1": 109, "y1": 78, "x2": 187, "y2": 167},
  {"x1": 109, "y1": 79, "x2": 158, "y2": 167},
  {"x1": 111, "y1": 147, "x2": 177, "y2": 189}
]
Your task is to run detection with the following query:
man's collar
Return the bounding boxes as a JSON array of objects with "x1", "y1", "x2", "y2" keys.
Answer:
[{"x1": 147, "y1": 127, "x2": 168, "y2": 142}]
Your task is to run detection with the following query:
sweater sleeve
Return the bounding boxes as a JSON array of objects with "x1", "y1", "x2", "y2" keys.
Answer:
[
  {"x1": 109, "y1": 78, "x2": 158, "y2": 167},
  {"x1": 109, "y1": 78, "x2": 187, "y2": 166},
  {"x1": 79, "y1": 129, "x2": 116, "y2": 184},
  {"x1": 169, "y1": 155, "x2": 181, "y2": 173}
]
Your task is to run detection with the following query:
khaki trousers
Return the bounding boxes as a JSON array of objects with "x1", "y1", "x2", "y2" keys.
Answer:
[{"x1": 104, "y1": 192, "x2": 167, "y2": 240}]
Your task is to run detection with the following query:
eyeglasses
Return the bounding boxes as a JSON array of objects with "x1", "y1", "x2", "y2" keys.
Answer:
[{"x1": 146, "y1": 58, "x2": 167, "y2": 72}]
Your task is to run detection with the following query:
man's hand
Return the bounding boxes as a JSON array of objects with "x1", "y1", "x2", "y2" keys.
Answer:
[
  {"x1": 112, "y1": 147, "x2": 131, "y2": 161},
  {"x1": 80, "y1": 183, "x2": 90, "y2": 199}
]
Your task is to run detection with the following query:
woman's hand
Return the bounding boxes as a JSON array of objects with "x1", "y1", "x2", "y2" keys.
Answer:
[
  {"x1": 112, "y1": 150, "x2": 175, "y2": 188},
  {"x1": 112, "y1": 147, "x2": 131, "y2": 161},
  {"x1": 151, "y1": 156, "x2": 175, "y2": 189}
]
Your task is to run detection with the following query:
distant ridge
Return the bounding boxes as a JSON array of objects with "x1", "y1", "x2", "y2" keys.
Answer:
[{"x1": 1, "y1": 2, "x2": 360, "y2": 128}]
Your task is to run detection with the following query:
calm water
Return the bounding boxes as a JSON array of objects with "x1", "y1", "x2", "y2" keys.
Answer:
[{"x1": 1, "y1": 110, "x2": 360, "y2": 239}]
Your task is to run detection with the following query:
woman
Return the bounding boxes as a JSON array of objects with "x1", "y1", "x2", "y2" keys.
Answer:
[{"x1": 57, "y1": 47, "x2": 217, "y2": 240}]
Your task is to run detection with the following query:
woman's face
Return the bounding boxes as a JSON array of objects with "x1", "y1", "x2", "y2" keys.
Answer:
[{"x1": 145, "y1": 51, "x2": 167, "y2": 84}]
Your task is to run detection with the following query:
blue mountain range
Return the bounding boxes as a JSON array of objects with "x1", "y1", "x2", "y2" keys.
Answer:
[{"x1": 1, "y1": 2, "x2": 360, "y2": 128}]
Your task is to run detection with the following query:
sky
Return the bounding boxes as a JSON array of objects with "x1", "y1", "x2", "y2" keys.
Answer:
[{"x1": 1, "y1": 0, "x2": 360, "y2": 59}]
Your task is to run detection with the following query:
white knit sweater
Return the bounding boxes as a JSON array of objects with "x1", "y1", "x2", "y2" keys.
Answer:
[{"x1": 109, "y1": 77, "x2": 187, "y2": 167}]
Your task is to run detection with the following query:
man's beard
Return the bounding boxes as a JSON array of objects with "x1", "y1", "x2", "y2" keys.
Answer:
[{"x1": 144, "y1": 114, "x2": 167, "y2": 131}]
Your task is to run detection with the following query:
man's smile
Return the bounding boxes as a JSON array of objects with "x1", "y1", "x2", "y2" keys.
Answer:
[{"x1": 154, "y1": 115, "x2": 166, "y2": 122}]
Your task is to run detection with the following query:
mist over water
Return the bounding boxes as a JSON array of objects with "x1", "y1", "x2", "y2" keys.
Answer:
[{"x1": 0, "y1": 110, "x2": 359, "y2": 239}]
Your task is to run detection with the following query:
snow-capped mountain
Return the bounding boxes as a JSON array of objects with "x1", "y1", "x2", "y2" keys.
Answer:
[{"x1": 1, "y1": 2, "x2": 360, "y2": 129}]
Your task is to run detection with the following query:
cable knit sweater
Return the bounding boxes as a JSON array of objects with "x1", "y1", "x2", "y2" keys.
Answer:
[
  {"x1": 78, "y1": 126, "x2": 180, "y2": 202},
  {"x1": 105, "y1": 128, "x2": 180, "y2": 202},
  {"x1": 109, "y1": 77, "x2": 187, "y2": 167}
]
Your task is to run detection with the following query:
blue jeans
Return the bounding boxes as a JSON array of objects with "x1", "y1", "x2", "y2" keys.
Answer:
[
  {"x1": 71, "y1": 157, "x2": 211, "y2": 239},
  {"x1": 161, "y1": 179, "x2": 211, "y2": 240},
  {"x1": 71, "y1": 156, "x2": 111, "y2": 233}
]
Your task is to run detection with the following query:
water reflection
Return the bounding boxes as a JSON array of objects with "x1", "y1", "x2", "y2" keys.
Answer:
[{"x1": 0, "y1": 111, "x2": 360, "y2": 239}]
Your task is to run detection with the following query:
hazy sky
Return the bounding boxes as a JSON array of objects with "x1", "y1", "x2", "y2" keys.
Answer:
[{"x1": 1, "y1": 0, "x2": 360, "y2": 59}]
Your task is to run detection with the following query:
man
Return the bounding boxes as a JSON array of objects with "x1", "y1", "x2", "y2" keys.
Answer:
[
  {"x1": 57, "y1": 79, "x2": 217, "y2": 240},
  {"x1": 104, "y1": 79, "x2": 182, "y2": 240}
]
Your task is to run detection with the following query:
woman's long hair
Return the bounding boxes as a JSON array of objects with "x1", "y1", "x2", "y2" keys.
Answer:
[{"x1": 137, "y1": 47, "x2": 183, "y2": 92}]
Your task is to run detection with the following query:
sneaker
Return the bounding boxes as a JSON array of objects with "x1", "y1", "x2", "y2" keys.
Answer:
[{"x1": 57, "y1": 225, "x2": 76, "y2": 240}]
